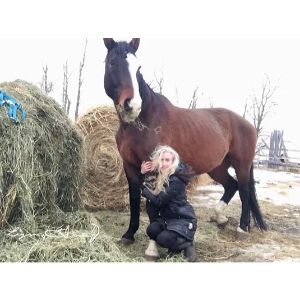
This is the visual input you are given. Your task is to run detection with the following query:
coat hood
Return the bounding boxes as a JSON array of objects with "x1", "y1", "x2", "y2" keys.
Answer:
[{"x1": 174, "y1": 162, "x2": 196, "y2": 185}]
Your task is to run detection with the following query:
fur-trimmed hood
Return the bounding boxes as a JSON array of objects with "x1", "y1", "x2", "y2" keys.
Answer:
[{"x1": 174, "y1": 162, "x2": 196, "y2": 185}]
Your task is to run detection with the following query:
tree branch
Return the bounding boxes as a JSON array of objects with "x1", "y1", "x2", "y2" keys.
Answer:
[{"x1": 75, "y1": 39, "x2": 88, "y2": 121}]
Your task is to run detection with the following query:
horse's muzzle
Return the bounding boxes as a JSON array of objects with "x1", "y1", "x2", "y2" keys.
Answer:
[{"x1": 124, "y1": 98, "x2": 133, "y2": 112}]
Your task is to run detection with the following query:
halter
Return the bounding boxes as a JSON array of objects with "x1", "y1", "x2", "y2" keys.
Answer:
[{"x1": 132, "y1": 117, "x2": 161, "y2": 135}]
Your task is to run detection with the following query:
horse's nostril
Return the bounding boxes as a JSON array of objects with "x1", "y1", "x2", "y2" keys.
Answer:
[{"x1": 124, "y1": 98, "x2": 132, "y2": 112}]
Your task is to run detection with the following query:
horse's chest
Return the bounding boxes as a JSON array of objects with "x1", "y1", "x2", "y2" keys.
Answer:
[
  {"x1": 117, "y1": 136, "x2": 142, "y2": 164},
  {"x1": 116, "y1": 126, "x2": 160, "y2": 165}
]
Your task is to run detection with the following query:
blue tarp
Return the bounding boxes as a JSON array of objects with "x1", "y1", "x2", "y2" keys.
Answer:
[{"x1": 0, "y1": 90, "x2": 27, "y2": 123}]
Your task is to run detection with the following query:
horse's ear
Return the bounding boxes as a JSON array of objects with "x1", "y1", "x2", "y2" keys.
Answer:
[
  {"x1": 103, "y1": 38, "x2": 116, "y2": 51},
  {"x1": 130, "y1": 38, "x2": 140, "y2": 53}
]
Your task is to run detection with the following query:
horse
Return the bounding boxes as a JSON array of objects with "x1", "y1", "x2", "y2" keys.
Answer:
[{"x1": 103, "y1": 38, "x2": 267, "y2": 246}]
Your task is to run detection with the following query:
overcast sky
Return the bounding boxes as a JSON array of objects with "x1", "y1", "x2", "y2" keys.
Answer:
[{"x1": 1, "y1": 38, "x2": 300, "y2": 152}]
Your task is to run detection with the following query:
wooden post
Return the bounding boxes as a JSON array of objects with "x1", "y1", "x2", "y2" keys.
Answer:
[
  {"x1": 268, "y1": 131, "x2": 275, "y2": 168},
  {"x1": 268, "y1": 130, "x2": 289, "y2": 169}
]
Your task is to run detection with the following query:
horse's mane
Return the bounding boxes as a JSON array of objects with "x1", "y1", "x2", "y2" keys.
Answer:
[{"x1": 137, "y1": 70, "x2": 172, "y2": 107}]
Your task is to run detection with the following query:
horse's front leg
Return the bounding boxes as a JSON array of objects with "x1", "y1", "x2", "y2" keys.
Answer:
[{"x1": 120, "y1": 165, "x2": 142, "y2": 245}]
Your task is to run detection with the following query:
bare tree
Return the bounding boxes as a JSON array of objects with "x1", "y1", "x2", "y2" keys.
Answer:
[
  {"x1": 188, "y1": 87, "x2": 212, "y2": 109},
  {"x1": 40, "y1": 64, "x2": 53, "y2": 94},
  {"x1": 75, "y1": 39, "x2": 88, "y2": 121},
  {"x1": 242, "y1": 101, "x2": 248, "y2": 118},
  {"x1": 62, "y1": 61, "x2": 71, "y2": 115},
  {"x1": 154, "y1": 71, "x2": 164, "y2": 94},
  {"x1": 244, "y1": 74, "x2": 278, "y2": 138},
  {"x1": 188, "y1": 86, "x2": 199, "y2": 109},
  {"x1": 174, "y1": 86, "x2": 180, "y2": 105}
]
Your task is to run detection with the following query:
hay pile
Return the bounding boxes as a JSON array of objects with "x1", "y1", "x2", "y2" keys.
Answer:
[
  {"x1": 0, "y1": 211, "x2": 141, "y2": 262},
  {"x1": 77, "y1": 106, "x2": 129, "y2": 211},
  {"x1": 187, "y1": 173, "x2": 213, "y2": 198},
  {"x1": 0, "y1": 80, "x2": 82, "y2": 229},
  {"x1": 77, "y1": 105, "x2": 212, "y2": 211}
]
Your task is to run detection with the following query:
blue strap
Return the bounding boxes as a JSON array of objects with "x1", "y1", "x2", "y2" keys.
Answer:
[{"x1": 0, "y1": 90, "x2": 27, "y2": 124}]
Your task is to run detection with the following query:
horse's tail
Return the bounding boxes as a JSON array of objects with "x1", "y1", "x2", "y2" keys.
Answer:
[{"x1": 248, "y1": 164, "x2": 268, "y2": 231}]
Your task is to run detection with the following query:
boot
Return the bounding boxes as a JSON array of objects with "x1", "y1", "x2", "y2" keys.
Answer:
[
  {"x1": 167, "y1": 237, "x2": 190, "y2": 257},
  {"x1": 184, "y1": 242, "x2": 196, "y2": 262},
  {"x1": 174, "y1": 237, "x2": 189, "y2": 249},
  {"x1": 145, "y1": 240, "x2": 159, "y2": 261}
]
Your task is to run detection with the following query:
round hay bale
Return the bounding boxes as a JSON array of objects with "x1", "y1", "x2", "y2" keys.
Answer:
[
  {"x1": 0, "y1": 80, "x2": 83, "y2": 228},
  {"x1": 187, "y1": 173, "x2": 213, "y2": 198},
  {"x1": 77, "y1": 105, "x2": 213, "y2": 211},
  {"x1": 76, "y1": 106, "x2": 129, "y2": 211}
]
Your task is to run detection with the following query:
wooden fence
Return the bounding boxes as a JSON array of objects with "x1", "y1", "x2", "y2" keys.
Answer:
[{"x1": 254, "y1": 130, "x2": 300, "y2": 171}]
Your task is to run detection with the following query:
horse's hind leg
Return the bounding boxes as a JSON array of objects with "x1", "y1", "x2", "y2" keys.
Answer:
[
  {"x1": 208, "y1": 159, "x2": 238, "y2": 226},
  {"x1": 233, "y1": 164, "x2": 252, "y2": 234}
]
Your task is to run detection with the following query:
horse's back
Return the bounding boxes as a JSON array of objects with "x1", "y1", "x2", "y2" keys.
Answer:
[
  {"x1": 187, "y1": 107, "x2": 256, "y2": 143},
  {"x1": 164, "y1": 106, "x2": 257, "y2": 172},
  {"x1": 201, "y1": 107, "x2": 257, "y2": 164}
]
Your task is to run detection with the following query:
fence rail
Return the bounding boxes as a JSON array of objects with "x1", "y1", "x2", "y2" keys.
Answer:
[
  {"x1": 255, "y1": 152, "x2": 300, "y2": 170},
  {"x1": 256, "y1": 130, "x2": 300, "y2": 170}
]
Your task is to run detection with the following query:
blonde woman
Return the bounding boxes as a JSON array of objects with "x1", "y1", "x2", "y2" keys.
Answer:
[{"x1": 141, "y1": 145, "x2": 197, "y2": 262}]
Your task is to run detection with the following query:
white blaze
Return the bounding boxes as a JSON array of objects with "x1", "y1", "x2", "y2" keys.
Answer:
[{"x1": 126, "y1": 53, "x2": 142, "y2": 121}]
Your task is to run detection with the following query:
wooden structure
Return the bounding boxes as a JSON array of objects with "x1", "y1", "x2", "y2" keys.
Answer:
[
  {"x1": 256, "y1": 130, "x2": 300, "y2": 170},
  {"x1": 267, "y1": 130, "x2": 288, "y2": 168}
]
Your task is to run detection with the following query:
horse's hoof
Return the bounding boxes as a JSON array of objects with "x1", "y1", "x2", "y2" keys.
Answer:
[
  {"x1": 210, "y1": 215, "x2": 228, "y2": 229},
  {"x1": 118, "y1": 237, "x2": 134, "y2": 246},
  {"x1": 144, "y1": 255, "x2": 159, "y2": 262},
  {"x1": 236, "y1": 227, "x2": 249, "y2": 240}
]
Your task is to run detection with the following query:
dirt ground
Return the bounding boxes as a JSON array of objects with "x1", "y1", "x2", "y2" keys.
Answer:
[{"x1": 94, "y1": 168, "x2": 300, "y2": 262}]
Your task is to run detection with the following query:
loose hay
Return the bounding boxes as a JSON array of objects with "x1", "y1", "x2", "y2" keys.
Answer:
[
  {"x1": 0, "y1": 80, "x2": 82, "y2": 229},
  {"x1": 69, "y1": 200, "x2": 300, "y2": 262},
  {"x1": 187, "y1": 173, "x2": 213, "y2": 199},
  {"x1": 0, "y1": 211, "x2": 141, "y2": 262}
]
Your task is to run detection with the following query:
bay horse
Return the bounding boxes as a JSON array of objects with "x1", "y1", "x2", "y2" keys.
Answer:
[{"x1": 103, "y1": 38, "x2": 267, "y2": 245}]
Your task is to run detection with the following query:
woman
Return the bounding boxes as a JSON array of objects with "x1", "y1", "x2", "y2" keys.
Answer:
[{"x1": 141, "y1": 145, "x2": 197, "y2": 262}]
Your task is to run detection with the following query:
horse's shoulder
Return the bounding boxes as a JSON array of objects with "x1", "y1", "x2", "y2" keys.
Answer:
[
  {"x1": 115, "y1": 126, "x2": 135, "y2": 144},
  {"x1": 115, "y1": 128, "x2": 148, "y2": 167}
]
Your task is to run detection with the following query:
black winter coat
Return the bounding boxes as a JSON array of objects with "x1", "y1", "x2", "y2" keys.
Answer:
[{"x1": 142, "y1": 162, "x2": 197, "y2": 241}]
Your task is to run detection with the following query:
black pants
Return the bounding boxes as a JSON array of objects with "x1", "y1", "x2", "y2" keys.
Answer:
[{"x1": 146, "y1": 220, "x2": 190, "y2": 251}]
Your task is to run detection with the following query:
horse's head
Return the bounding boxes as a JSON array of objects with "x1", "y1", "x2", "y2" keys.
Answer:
[{"x1": 103, "y1": 38, "x2": 142, "y2": 123}]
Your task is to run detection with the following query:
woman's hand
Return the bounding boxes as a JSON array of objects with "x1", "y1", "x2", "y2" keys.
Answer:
[{"x1": 141, "y1": 161, "x2": 153, "y2": 174}]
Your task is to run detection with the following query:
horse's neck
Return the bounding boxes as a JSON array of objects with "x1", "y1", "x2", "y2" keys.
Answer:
[
  {"x1": 115, "y1": 73, "x2": 173, "y2": 130},
  {"x1": 139, "y1": 76, "x2": 173, "y2": 120}
]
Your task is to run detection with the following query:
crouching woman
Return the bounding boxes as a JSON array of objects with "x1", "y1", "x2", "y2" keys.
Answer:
[{"x1": 141, "y1": 145, "x2": 197, "y2": 262}]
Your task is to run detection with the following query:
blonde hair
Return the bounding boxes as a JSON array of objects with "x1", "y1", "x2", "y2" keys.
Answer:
[{"x1": 150, "y1": 145, "x2": 180, "y2": 193}]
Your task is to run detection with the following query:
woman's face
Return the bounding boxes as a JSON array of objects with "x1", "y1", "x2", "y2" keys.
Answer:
[{"x1": 160, "y1": 152, "x2": 173, "y2": 171}]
